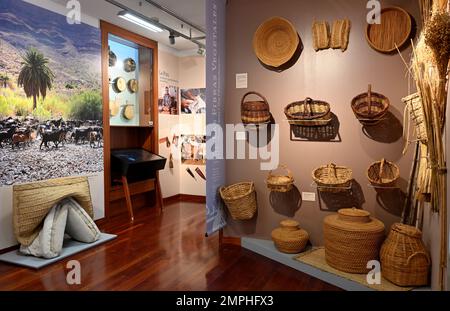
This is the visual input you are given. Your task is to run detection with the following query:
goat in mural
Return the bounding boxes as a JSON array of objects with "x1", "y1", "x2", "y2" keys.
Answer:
[{"x1": 12, "y1": 127, "x2": 32, "y2": 150}]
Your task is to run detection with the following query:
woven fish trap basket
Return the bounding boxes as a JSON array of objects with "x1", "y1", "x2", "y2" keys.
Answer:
[
  {"x1": 312, "y1": 163, "x2": 352, "y2": 193},
  {"x1": 285, "y1": 98, "x2": 331, "y2": 126},
  {"x1": 402, "y1": 93, "x2": 428, "y2": 143},
  {"x1": 380, "y1": 223, "x2": 430, "y2": 287},
  {"x1": 367, "y1": 158, "x2": 400, "y2": 188},
  {"x1": 351, "y1": 85, "x2": 390, "y2": 125},
  {"x1": 266, "y1": 165, "x2": 294, "y2": 193},
  {"x1": 323, "y1": 208, "x2": 385, "y2": 273},
  {"x1": 220, "y1": 182, "x2": 257, "y2": 220},
  {"x1": 272, "y1": 220, "x2": 309, "y2": 254}
]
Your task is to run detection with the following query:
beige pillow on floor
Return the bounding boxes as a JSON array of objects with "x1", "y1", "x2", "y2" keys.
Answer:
[
  {"x1": 20, "y1": 202, "x2": 69, "y2": 259},
  {"x1": 64, "y1": 198, "x2": 101, "y2": 243}
]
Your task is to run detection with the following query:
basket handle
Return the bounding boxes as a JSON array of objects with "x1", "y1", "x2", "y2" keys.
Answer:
[
  {"x1": 305, "y1": 97, "x2": 313, "y2": 117},
  {"x1": 328, "y1": 163, "x2": 337, "y2": 179},
  {"x1": 379, "y1": 158, "x2": 386, "y2": 179},
  {"x1": 367, "y1": 84, "x2": 372, "y2": 115},
  {"x1": 406, "y1": 251, "x2": 430, "y2": 266},
  {"x1": 268, "y1": 165, "x2": 293, "y2": 179},
  {"x1": 241, "y1": 92, "x2": 268, "y2": 107}
]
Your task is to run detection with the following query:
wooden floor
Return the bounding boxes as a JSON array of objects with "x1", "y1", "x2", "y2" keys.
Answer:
[{"x1": 0, "y1": 201, "x2": 340, "y2": 291}]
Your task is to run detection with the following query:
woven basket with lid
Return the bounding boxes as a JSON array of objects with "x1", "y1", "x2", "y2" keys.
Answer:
[
  {"x1": 272, "y1": 220, "x2": 309, "y2": 254},
  {"x1": 220, "y1": 182, "x2": 257, "y2": 220},
  {"x1": 323, "y1": 208, "x2": 385, "y2": 273},
  {"x1": 380, "y1": 223, "x2": 430, "y2": 287},
  {"x1": 266, "y1": 165, "x2": 294, "y2": 193}
]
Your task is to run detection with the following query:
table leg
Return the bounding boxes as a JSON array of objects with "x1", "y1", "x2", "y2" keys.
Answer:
[{"x1": 122, "y1": 176, "x2": 134, "y2": 222}]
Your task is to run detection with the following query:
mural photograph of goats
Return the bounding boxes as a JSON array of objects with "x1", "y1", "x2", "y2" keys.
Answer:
[{"x1": 0, "y1": 0, "x2": 103, "y2": 186}]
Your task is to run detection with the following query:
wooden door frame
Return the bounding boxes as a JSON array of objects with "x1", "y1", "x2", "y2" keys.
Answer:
[{"x1": 100, "y1": 20, "x2": 159, "y2": 221}]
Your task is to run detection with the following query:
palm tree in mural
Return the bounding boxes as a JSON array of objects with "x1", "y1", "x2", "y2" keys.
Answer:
[{"x1": 18, "y1": 48, "x2": 54, "y2": 110}]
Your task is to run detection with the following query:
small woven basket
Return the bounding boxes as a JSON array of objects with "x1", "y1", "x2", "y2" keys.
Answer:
[
  {"x1": 351, "y1": 85, "x2": 390, "y2": 125},
  {"x1": 324, "y1": 208, "x2": 385, "y2": 273},
  {"x1": 272, "y1": 220, "x2": 309, "y2": 254},
  {"x1": 367, "y1": 158, "x2": 400, "y2": 188},
  {"x1": 220, "y1": 182, "x2": 257, "y2": 220},
  {"x1": 241, "y1": 92, "x2": 271, "y2": 124},
  {"x1": 330, "y1": 19, "x2": 351, "y2": 51},
  {"x1": 285, "y1": 98, "x2": 331, "y2": 126},
  {"x1": 312, "y1": 21, "x2": 330, "y2": 51},
  {"x1": 312, "y1": 163, "x2": 352, "y2": 192},
  {"x1": 380, "y1": 223, "x2": 430, "y2": 287},
  {"x1": 266, "y1": 165, "x2": 294, "y2": 193}
]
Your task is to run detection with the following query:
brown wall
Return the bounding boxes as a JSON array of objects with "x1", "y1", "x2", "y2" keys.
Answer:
[{"x1": 223, "y1": 0, "x2": 432, "y2": 279}]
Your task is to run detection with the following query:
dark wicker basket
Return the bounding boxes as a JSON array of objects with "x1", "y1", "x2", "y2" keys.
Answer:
[
  {"x1": 241, "y1": 92, "x2": 271, "y2": 124},
  {"x1": 351, "y1": 85, "x2": 389, "y2": 125}
]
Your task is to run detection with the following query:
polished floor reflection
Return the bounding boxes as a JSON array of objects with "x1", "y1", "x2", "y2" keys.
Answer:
[{"x1": 0, "y1": 201, "x2": 340, "y2": 291}]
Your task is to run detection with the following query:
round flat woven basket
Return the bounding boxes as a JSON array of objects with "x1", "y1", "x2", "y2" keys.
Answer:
[
  {"x1": 324, "y1": 208, "x2": 385, "y2": 273},
  {"x1": 253, "y1": 17, "x2": 300, "y2": 68},
  {"x1": 351, "y1": 85, "x2": 390, "y2": 125},
  {"x1": 366, "y1": 7, "x2": 412, "y2": 53},
  {"x1": 266, "y1": 165, "x2": 294, "y2": 193},
  {"x1": 367, "y1": 158, "x2": 400, "y2": 188},
  {"x1": 220, "y1": 182, "x2": 257, "y2": 220},
  {"x1": 312, "y1": 163, "x2": 352, "y2": 193},
  {"x1": 380, "y1": 223, "x2": 430, "y2": 286}
]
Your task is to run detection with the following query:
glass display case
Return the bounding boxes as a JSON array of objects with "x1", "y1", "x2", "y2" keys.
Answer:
[{"x1": 108, "y1": 34, "x2": 153, "y2": 127}]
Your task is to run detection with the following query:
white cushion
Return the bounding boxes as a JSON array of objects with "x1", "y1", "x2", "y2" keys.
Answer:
[
  {"x1": 64, "y1": 198, "x2": 100, "y2": 243},
  {"x1": 20, "y1": 202, "x2": 69, "y2": 259}
]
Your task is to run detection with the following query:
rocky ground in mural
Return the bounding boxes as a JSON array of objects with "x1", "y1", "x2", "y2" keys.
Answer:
[{"x1": 0, "y1": 141, "x2": 103, "y2": 186}]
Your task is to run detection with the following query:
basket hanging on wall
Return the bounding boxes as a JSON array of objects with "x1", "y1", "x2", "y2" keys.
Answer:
[
  {"x1": 312, "y1": 21, "x2": 330, "y2": 51},
  {"x1": 241, "y1": 92, "x2": 271, "y2": 124},
  {"x1": 266, "y1": 165, "x2": 294, "y2": 193},
  {"x1": 330, "y1": 19, "x2": 351, "y2": 52},
  {"x1": 351, "y1": 84, "x2": 390, "y2": 125},
  {"x1": 284, "y1": 97, "x2": 332, "y2": 126},
  {"x1": 220, "y1": 182, "x2": 257, "y2": 220},
  {"x1": 312, "y1": 163, "x2": 352, "y2": 192},
  {"x1": 367, "y1": 158, "x2": 400, "y2": 188}
]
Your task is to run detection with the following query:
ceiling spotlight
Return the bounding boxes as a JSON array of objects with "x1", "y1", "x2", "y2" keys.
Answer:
[
  {"x1": 169, "y1": 32, "x2": 176, "y2": 45},
  {"x1": 117, "y1": 11, "x2": 163, "y2": 33}
]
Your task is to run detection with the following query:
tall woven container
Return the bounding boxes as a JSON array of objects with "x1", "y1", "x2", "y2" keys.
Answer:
[
  {"x1": 380, "y1": 223, "x2": 430, "y2": 287},
  {"x1": 323, "y1": 208, "x2": 385, "y2": 273},
  {"x1": 220, "y1": 182, "x2": 257, "y2": 220}
]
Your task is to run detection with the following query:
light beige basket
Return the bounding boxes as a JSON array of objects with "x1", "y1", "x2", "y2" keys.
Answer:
[
  {"x1": 324, "y1": 208, "x2": 385, "y2": 273},
  {"x1": 312, "y1": 21, "x2": 330, "y2": 51},
  {"x1": 266, "y1": 165, "x2": 294, "y2": 193},
  {"x1": 402, "y1": 93, "x2": 428, "y2": 143},
  {"x1": 331, "y1": 19, "x2": 351, "y2": 51},
  {"x1": 272, "y1": 220, "x2": 309, "y2": 254},
  {"x1": 312, "y1": 163, "x2": 352, "y2": 192},
  {"x1": 220, "y1": 182, "x2": 257, "y2": 220},
  {"x1": 380, "y1": 223, "x2": 430, "y2": 287}
]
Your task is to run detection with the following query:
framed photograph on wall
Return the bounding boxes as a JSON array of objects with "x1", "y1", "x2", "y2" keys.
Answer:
[
  {"x1": 180, "y1": 135, "x2": 206, "y2": 165},
  {"x1": 158, "y1": 85, "x2": 179, "y2": 115},
  {"x1": 180, "y1": 88, "x2": 206, "y2": 114}
]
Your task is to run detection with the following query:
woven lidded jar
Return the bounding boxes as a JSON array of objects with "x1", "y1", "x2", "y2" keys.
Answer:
[
  {"x1": 271, "y1": 220, "x2": 309, "y2": 254},
  {"x1": 323, "y1": 208, "x2": 385, "y2": 273},
  {"x1": 380, "y1": 223, "x2": 430, "y2": 287}
]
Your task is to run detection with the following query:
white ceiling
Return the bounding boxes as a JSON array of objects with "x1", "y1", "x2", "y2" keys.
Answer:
[{"x1": 54, "y1": 0, "x2": 206, "y2": 51}]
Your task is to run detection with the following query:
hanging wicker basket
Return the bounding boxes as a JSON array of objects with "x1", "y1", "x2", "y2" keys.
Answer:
[
  {"x1": 351, "y1": 85, "x2": 390, "y2": 125},
  {"x1": 272, "y1": 220, "x2": 309, "y2": 254},
  {"x1": 266, "y1": 165, "x2": 294, "y2": 193},
  {"x1": 220, "y1": 182, "x2": 257, "y2": 220},
  {"x1": 312, "y1": 163, "x2": 352, "y2": 192},
  {"x1": 241, "y1": 92, "x2": 271, "y2": 124},
  {"x1": 324, "y1": 208, "x2": 385, "y2": 273},
  {"x1": 285, "y1": 98, "x2": 331, "y2": 126},
  {"x1": 380, "y1": 223, "x2": 430, "y2": 287},
  {"x1": 312, "y1": 21, "x2": 330, "y2": 51},
  {"x1": 367, "y1": 158, "x2": 400, "y2": 188}
]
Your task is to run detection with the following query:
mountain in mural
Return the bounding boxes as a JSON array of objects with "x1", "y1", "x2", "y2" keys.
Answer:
[{"x1": 0, "y1": 0, "x2": 101, "y2": 94}]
